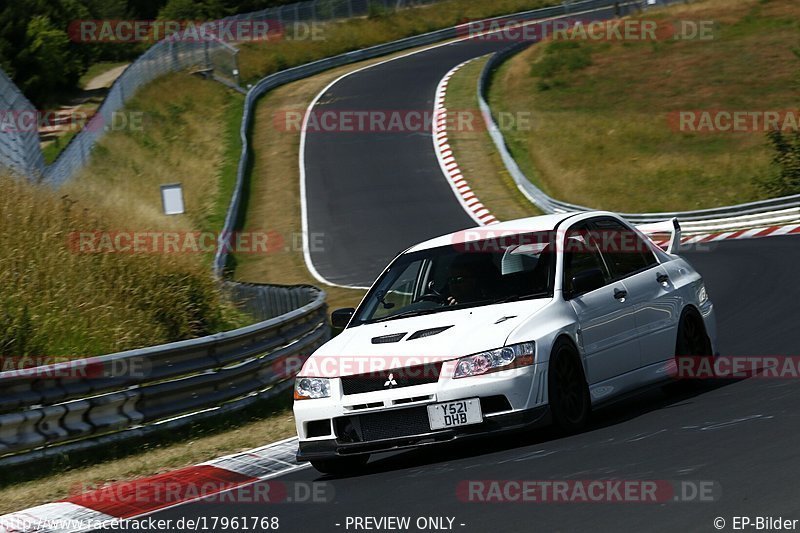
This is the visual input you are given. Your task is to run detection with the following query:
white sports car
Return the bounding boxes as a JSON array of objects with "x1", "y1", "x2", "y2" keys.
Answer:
[{"x1": 293, "y1": 212, "x2": 717, "y2": 474}]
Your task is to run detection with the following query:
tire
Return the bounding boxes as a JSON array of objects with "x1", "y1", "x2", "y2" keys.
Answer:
[
  {"x1": 673, "y1": 307, "x2": 713, "y2": 382},
  {"x1": 310, "y1": 454, "x2": 370, "y2": 476},
  {"x1": 675, "y1": 307, "x2": 712, "y2": 358},
  {"x1": 548, "y1": 338, "x2": 591, "y2": 432}
]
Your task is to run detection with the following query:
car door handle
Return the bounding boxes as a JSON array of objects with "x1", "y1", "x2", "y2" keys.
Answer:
[
  {"x1": 656, "y1": 272, "x2": 669, "y2": 284},
  {"x1": 614, "y1": 288, "x2": 627, "y2": 300}
]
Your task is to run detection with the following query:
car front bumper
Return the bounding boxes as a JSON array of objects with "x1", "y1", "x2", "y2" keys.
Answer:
[
  {"x1": 296, "y1": 404, "x2": 550, "y2": 462},
  {"x1": 294, "y1": 361, "x2": 550, "y2": 461}
]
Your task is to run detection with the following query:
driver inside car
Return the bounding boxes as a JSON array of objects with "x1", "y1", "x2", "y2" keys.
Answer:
[{"x1": 445, "y1": 254, "x2": 499, "y2": 306}]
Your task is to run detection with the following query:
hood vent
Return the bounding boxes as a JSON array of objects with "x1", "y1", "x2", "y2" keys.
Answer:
[
  {"x1": 371, "y1": 332, "x2": 407, "y2": 344},
  {"x1": 407, "y1": 325, "x2": 453, "y2": 340}
]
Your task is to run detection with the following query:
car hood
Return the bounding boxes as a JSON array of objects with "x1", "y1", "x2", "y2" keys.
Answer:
[{"x1": 303, "y1": 299, "x2": 551, "y2": 377}]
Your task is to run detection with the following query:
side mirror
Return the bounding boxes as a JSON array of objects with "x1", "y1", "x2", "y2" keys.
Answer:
[
  {"x1": 569, "y1": 268, "x2": 605, "y2": 298},
  {"x1": 331, "y1": 308, "x2": 355, "y2": 329}
]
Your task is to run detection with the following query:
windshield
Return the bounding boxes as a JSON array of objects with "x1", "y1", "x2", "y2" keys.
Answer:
[{"x1": 353, "y1": 232, "x2": 555, "y2": 324}]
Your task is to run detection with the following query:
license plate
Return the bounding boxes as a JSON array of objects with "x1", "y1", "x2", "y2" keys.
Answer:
[{"x1": 427, "y1": 399, "x2": 483, "y2": 430}]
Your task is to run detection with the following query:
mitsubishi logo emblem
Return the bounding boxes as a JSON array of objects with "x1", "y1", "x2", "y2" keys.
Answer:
[{"x1": 384, "y1": 373, "x2": 397, "y2": 387}]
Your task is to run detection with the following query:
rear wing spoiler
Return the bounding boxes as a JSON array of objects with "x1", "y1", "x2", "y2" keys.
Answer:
[{"x1": 636, "y1": 218, "x2": 682, "y2": 255}]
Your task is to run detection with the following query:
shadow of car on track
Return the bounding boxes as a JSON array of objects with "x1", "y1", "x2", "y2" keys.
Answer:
[{"x1": 309, "y1": 378, "x2": 741, "y2": 479}]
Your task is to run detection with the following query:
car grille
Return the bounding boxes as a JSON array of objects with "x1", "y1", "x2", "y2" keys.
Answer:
[
  {"x1": 335, "y1": 406, "x2": 431, "y2": 442},
  {"x1": 340, "y1": 362, "x2": 443, "y2": 395}
]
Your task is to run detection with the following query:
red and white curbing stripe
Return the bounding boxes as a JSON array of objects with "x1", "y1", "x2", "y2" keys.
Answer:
[
  {"x1": 651, "y1": 223, "x2": 800, "y2": 249},
  {"x1": 432, "y1": 60, "x2": 498, "y2": 227},
  {"x1": 0, "y1": 437, "x2": 305, "y2": 533}
]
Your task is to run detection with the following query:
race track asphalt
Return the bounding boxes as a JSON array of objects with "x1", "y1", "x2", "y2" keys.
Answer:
[{"x1": 302, "y1": 37, "x2": 509, "y2": 286}]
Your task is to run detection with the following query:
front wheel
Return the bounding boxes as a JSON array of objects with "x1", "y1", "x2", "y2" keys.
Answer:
[
  {"x1": 310, "y1": 454, "x2": 370, "y2": 476},
  {"x1": 671, "y1": 307, "x2": 713, "y2": 384},
  {"x1": 548, "y1": 339, "x2": 591, "y2": 432},
  {"x1": 676, "y1": 308, "x2": 712, "y2": 359}
]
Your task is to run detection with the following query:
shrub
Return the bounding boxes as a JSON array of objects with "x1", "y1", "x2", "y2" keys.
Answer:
[
  {"x1": 530, "y1": 41, "x2": 592, "y2": 90},
  {"x1": 758, "y1": 129, "x2": 800, "y2": 197}
]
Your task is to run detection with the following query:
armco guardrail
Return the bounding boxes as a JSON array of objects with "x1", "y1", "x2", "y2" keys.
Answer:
[
  {"x1": 224, "y1": 281, "x2": 321, "y2": 320},
  {"x1": 476, "y1": 2, "x2": 800, "y2": 225},
  {"x1": 0, "y1": 284, "x2": 327, "y2": 468},
  {"x1": 214, "y1": 0, "x2": 632, "y2": 276}
]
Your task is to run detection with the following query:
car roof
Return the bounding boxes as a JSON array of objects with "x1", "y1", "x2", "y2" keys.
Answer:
[{"x1": 406, "y1": 211, "x2": 616, "y2": 253}]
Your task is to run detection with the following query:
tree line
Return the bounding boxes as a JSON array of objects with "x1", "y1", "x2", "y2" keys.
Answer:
[{"x1": 0, "y1": 0, "x2": 298, "y2": 105}]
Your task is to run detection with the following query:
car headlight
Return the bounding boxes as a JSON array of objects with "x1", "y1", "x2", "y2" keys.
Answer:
[
  {"x1": 294, "y1": 377, "x2": 331, "y2": 400},
  {"x1": 453, "y1": 342, "x2": 535, "y2": 379}
]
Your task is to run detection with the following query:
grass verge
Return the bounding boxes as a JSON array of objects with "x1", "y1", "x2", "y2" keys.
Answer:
[
  {"x1": 1, "y1": 73, "x2": 249, "y2": 359},
  {"x1": 237, "y1": 0, "x2": 558, "y2": 83},
  {"x1": 41, "y1": 131, "x2": 77, "y2": 164},
  {"x1": 489, "y1": 0, "x2": 800, "y2": 212}
]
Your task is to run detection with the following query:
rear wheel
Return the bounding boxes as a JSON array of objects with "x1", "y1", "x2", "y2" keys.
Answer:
[
  {"x1": 548, "y1": 339, "x2": 590, "y2": 432},
  {"x1": 310, "y1": 454, "x2": 370, "y2": 476}
]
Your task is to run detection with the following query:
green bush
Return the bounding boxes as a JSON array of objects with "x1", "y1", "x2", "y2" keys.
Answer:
[
  {"x1": 759, "y1": 129, "x2": 800, "y2": 197},
  {"x1": 530, "y1": 41, "x2": 592, "y2": 90}
]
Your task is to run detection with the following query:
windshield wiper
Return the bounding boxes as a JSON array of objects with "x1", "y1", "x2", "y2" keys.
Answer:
[
  {"x1": 492, "y1": 292, "x2": 550, "y2": 304},
  {"x1": 364, "y1": 294, "x2": 545, "y2": 324},
  {"x1": 366, "y1": 308, "x2": 440, "y2": 324},
  {"x1": 365, "y1": 298, "x2": 495, "y2": 323}
]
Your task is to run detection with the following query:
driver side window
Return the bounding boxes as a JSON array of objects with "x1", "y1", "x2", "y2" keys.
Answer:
[
  {"x1": 562, "y1": 226, "x2": 610, "y2": 297},
  {"x1": 370, "y1": 260, "x2": 423, "y2": 319}
]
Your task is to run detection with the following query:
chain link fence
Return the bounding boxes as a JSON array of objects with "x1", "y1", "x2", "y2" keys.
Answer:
[
  {"x1": 43, "y1": 37, "x2": 240, "y2": 186},
  {"x1": 0, "y1": 69, "x2": 45, "y2": 180},
  {"x1": 0, "y1": 0, "x2": 450, "y2": 186}
]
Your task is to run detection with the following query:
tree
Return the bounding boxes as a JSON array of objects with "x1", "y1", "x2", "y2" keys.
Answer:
[
  {"x1": 759, "y1": 129, "x2": 800, "y2": 197},
  {"x1": 18, "y1": 16, "x2": 83, "y2": 104},
  {"x1": 158, "y1": 0, "x2": 230, "y2": 20}
]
